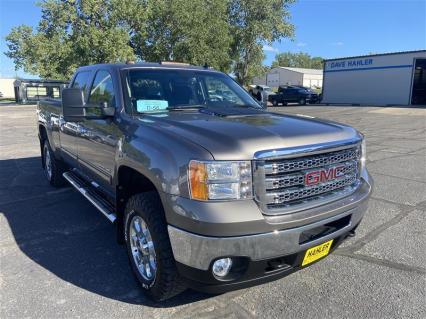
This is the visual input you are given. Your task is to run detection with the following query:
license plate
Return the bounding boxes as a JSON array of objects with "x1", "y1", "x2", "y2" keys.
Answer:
[{"x1": 302, "y1": 240, "x2": 333, "y2": 266}]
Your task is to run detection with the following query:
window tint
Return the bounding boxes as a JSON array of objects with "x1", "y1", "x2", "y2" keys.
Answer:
[
  {"x1": 125, "y1": 69, "x2": 259, "y2": 113},
  {"x1": 72, "y1": 71, "x2": 91, "y2": 99},
  {"x1": 89, "y1": 70, "x2": 115, "y2": 107}
]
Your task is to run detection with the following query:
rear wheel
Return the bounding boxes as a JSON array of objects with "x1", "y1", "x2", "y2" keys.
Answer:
[
  {"x1": 124, "y1": 192, "x2": 186, "y2": 301},
  {"x1": 299, "y1": 98, "x2": 306, "y2": 105},
  {"x1": 43, "y1": 141, "x2": 66, "y2": 187},
  {"x1": 272, "y1": 99, "x2": 278, "y2": 106}
]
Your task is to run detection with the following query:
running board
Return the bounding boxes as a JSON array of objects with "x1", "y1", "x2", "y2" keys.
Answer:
[{"x1": 63, "y1": 171, "x2": 117, "y2": 223}]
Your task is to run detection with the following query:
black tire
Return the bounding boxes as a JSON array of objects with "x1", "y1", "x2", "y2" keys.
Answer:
[
  {"x1": 124, "y1": 192, "x2": 186, "y2": 301},
  {"x1": 256, "y1": 92, "x2": 261, "y2": 101},
  {"x1": 42, "y1": 140, "x2": 66, "y2": 187},
  {"x1": 299, "y1": 98, "x2": 306, "y2": 105},
  {"x1": 272, "y1": 99, "x2": 278, "y2": 106}
]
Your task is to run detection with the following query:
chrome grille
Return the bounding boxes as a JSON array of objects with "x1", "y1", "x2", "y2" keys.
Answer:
[
  {"x1": 254, "y1": 143, "x2": 361, "y2": 215},
  {"x1": 264, "y1": 147, "x2": 359, "y2": 174},
  {"x1": 266, "y1": 175, "x2": 357, "y2": 205},
  {"x1": 265, "y1": 160, "x2": 358, "y2": 190}
]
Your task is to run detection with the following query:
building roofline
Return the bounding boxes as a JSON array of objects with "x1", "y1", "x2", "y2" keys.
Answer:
[
  {"x1": 272, "y1": 67, "x2": 323, "y2": 74},
  {"x1": 324, "y1": 49, "x2": 426, "y2": 62},
  {"x1": 14, "y1": 79, "x2": 69, "y2": 83}
]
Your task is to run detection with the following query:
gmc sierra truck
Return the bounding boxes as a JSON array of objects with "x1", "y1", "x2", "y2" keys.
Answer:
[{"x1": 37, "y1": 62, "x2": 372, "y2": 301}]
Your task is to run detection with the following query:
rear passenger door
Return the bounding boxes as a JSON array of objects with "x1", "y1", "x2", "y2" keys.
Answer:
[
  {"x1": 76, "y1": 69, "x2": 119, "y2": 191},
  {"x1": 60, "y1": 71, "x2": 91, "y2": 166}
]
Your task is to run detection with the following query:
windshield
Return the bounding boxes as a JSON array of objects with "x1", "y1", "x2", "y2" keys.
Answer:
[{"x1": 123, "y1": 69, "x2": 260, "y2": 113}]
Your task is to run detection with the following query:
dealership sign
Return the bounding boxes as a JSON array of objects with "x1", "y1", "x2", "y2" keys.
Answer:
[{"x1": 327, "y1": 58, "x2": 374, "y2": 70}]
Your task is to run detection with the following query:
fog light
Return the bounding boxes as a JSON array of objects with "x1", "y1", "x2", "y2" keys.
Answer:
[{"x1": 212, "y1": 258, "x2": 233, "y2": 277}]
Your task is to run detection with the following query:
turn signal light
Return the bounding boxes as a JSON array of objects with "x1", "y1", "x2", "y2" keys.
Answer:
[{"x1": 189, "y1": 161, "x2": 208, "y2": 200}]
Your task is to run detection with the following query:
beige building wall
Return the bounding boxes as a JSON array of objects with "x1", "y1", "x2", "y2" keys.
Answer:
[{"x1": 0, "y1": 78, "x2": 16, "y2": 98}]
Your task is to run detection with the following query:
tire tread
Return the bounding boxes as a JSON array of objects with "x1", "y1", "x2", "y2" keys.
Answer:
[{"x1": 125, "y1": 192, "x2": 186, "y2": 301}]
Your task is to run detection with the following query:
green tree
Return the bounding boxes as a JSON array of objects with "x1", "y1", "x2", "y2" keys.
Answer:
[
  {"x1": 228, "y1": 0, "x2": 295, "y2": 85},
  {"x1": 133, "y1": 0, "x2": 232, "y2": 71},
  {"x1": 271, "y1": 52, "x2": 323, "y2": 69},
  {"x1": 5, "y1": 0, "x2": 296, "y2": 82},
  {"x1": 5, "y1": 0, "x2": 136, "y2": 80}
]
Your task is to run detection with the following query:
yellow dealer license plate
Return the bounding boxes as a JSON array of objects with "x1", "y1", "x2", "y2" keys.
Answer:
[{"x1": 302, "y1": 240, "x2": 333, "y2": 266}]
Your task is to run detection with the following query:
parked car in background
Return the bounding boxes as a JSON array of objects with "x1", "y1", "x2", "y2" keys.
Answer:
[
  {"x1": 0, "y1": 91, "x2": 4, "y2": 98},
  {"x1": 269, "y1": 85, "x2": 319, "y2": 106},
  {"x1": 247, "y1": 84, "x2": 256, "y2": 94},
  {"x1": 250, "y1": 85, "x2": 273, "y2": 101},
  {"x1": 292, "y1": 86, "x2": 320, "y2": 104}
]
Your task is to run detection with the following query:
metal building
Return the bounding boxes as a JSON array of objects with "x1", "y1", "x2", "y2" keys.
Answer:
[
  {"x1": 253, "y1": 67, "x2": 323, "y2": 89},
  {"x1": 13, "y1": 79, "x2": 68, "y2": 103},
  {"x1": 322, "y1": 50, "x2": 426, "y2": 106}
]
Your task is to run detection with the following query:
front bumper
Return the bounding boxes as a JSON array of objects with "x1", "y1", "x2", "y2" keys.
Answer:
[
  {"x1": 174, "y1": 227, "x2": 356, "y2": 293},
  {"x1": 308, "y1": 95, "x2": 319, "y2": 103},
  {"x1": 166, "y1": 172, "x2": 372, "y2": 292},
  {"x1": 168, "y1": 196, "x2": 367, "y2": 271}
]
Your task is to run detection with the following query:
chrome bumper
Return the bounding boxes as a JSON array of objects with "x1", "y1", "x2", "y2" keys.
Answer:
[{"x1": 168, "y1": 176, "x2": 372, "y2": 271}]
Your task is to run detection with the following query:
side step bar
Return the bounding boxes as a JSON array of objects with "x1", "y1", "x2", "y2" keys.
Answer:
[{"x1": 63, "y1": 171, "x2": 117, "y2": 223}]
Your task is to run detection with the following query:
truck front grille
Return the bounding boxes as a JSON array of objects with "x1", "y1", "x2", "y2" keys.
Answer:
[{"x1": 253, "y1": 144, "x2": 361, "y2": 215}]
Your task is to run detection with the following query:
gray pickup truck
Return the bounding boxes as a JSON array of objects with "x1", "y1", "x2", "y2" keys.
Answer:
[{"x1": 37, "y1": 62, "x2": 372, "y2": 301}]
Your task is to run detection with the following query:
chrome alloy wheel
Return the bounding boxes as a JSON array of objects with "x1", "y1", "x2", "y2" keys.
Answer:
[
  {"x1": 129, "y1": 215, "x2": 157, "y2": 282},
  {"x1": 44, "y1": 145, "x2": 52, "y2": 181}
]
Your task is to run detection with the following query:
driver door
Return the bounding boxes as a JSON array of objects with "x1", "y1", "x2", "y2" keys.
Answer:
[{"x1": 76, "y1": 69, "x2": 119, "y2": 190}]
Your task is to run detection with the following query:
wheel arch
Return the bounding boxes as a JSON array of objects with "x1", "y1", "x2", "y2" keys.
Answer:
[
  {"x1": 39, "y1": 124, "x2": 48, "y2": 168},
  {"x1": 115, "y1": 165, "x2": 163, "y2": 244}
]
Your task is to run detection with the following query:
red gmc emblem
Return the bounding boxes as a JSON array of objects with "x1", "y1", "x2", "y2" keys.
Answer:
[{"x1": 305, "y1": 165, "x2": 345, "y2": 186}]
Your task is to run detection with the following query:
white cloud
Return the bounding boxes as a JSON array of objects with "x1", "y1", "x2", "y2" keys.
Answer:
[
  {"x1": 263, "y1": 44, "x2": 280, "y2": 53},
  {"x1": 296, "y1": 42, "x2": 307, "y2": 47},
  {"x1": 331, "y1": 41, "x2": 344, "y2": 46}
]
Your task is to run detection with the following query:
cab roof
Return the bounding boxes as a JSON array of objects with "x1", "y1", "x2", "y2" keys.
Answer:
[{"x1": 76, "y1": 62, "x2": 219, "y2": 73}]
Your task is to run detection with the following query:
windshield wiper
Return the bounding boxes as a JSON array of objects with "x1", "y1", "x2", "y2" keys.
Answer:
[{"x1": 167, "y1": 105, "x2": 206, "y2": 110}]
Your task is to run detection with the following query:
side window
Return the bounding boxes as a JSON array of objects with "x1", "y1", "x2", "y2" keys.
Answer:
[
  {"x1": 88, "y1": 70, "x2": 115, "y2": 108},
  {"x1": 72, "y1": 71, "x2": 91, "y2": 99}
]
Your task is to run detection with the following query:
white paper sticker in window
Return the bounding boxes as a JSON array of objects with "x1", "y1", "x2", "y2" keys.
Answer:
[{"x1": 136, "y1": 100, "x2": 169, "y2": 112}]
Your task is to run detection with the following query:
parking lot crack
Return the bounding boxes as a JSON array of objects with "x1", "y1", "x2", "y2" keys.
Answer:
[
  {"x1": 335, "y1": 252, "x2": 426, "y2": 275},
  {"x1": 337, "y1": 205, "x2": 417, "y2": 254}
]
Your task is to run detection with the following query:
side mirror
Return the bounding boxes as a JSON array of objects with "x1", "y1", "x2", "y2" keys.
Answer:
[{"x1": 62, "y1": 88, "x2": 85, "y2": 122}]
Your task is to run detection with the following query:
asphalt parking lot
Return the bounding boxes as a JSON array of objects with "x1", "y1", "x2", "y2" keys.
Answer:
[{"x1": 1, "y1": 103, "x2": 425, "y2": 319}]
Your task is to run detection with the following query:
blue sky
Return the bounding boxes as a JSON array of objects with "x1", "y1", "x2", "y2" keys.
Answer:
[{"x1": 1, "y1": 0, "x2": 425, "y2": 78}]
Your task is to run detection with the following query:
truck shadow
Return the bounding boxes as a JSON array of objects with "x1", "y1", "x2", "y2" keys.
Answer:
[{"x1": 0, "y1": 156, "x2": 211, "y2": 307}]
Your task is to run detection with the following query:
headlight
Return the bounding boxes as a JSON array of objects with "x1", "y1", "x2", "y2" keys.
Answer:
[
  {"x1": 360, "y1": 138, "x2": 366, "y2": 170},
  {"x1": 188, "y1": 160, "x2": 252, "y2": 200}
]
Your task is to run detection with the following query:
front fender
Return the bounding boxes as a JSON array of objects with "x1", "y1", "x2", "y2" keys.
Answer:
[{"x1": 113, "y1": 125, "x2": 214, "y2": 197}]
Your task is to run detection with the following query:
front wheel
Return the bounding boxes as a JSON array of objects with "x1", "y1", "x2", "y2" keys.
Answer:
[
  {"x1": 124, "y1": 192, "x2": 186, "y2": 301},
  {"x1": 299, "y1": 98, "x2": 306, "y2": 105},
  {"x1": 272, "y1": 99, "x2": 278, "y2": 106}
]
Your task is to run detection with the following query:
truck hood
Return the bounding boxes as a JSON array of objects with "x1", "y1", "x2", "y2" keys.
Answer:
[{"x1": 139, "y1": 107, "x2": 360, "y2": 160}]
